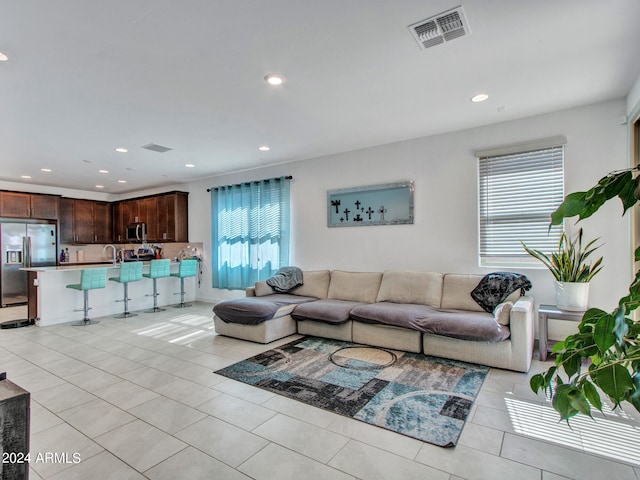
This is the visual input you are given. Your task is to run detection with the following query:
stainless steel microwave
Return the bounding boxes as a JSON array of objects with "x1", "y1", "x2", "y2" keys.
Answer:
[{"x1": 126, "y1": 223, "x2": 146, "y2": 243}]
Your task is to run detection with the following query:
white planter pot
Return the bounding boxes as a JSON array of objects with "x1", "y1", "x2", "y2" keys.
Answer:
[{"x1": 555, "y1": 281, "x2": 590, "y2": 311}]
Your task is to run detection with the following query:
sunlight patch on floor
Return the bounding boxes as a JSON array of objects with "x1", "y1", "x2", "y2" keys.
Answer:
[{"x1": 505, "y1": 397, "x2": 640, "y2": 466}]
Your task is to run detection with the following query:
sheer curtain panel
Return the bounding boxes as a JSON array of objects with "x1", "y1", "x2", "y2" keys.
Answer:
[{"x1": 211, "y1": 177, "x2": 291, "y2": 290}]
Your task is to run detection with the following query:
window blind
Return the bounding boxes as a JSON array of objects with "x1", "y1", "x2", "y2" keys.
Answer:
[{"x1": 478, "y1": 145, "x2": 564, "y2": 265}]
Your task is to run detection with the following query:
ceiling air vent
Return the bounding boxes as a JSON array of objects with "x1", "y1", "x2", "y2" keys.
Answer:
[
  {"x1": 141, "y1": 143, "x2": 173, "y2": 153},
  {"x1": 408, "y1": 6, "x2": 470, "y2": 51}
]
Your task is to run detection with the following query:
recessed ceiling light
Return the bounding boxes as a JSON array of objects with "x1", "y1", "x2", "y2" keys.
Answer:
[
  {"x1": 0, "y1": 52, "x2": 8, "y2": 62},
  {"x1": 264, "y1": 73, "x2": 285, "y2": 86},
  {"x1": 185, "y1": 163, "x2": 195, "y2": 168},
  {"x1": 471, "y1": 93, "x2": 489, "y2": 103},
  {"x1": 118, "y1": 180, "x2": 127, "y2": 183},
  {"x1": 258, "y1": 145, "x2": 270, "y2": 151},
  {"x1": 98, "y1": 169, "x2": 109, "y2": 174},
  {"x1": 95, "y1": 185, "x2": 104, "y2": 189},
  {"x1": 115, "y1": 147, "x2": 128, "y2": 153},
  {"x1": 41, "y1": 168, "x2": 52, "y2": 172},
  {"x1": 21, "y1": 175, "x2": 31, "y2": 179}
]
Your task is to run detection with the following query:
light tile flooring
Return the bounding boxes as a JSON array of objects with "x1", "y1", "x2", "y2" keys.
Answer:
[{"x1": 1, "y1": 302, "x2": 640, "y2": 479}]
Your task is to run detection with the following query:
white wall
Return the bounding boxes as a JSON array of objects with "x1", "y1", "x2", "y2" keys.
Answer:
[
  {"x1": 190, "y1": 99, "x2": 631, "y2": 322},
  {"x1": 627, "y1": 73, "x2": 640, "y2": 116}
]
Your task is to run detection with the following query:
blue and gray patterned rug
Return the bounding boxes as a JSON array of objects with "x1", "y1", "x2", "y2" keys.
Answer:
[{"x1": 215, "y1": 336, "x2": 488, "y2": 447}]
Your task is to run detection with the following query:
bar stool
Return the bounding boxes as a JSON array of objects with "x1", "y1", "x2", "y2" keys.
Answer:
[
  {"x1": 66, "y1": 268, "x2": 107, "y2": 326},
  {"x1": 143, "y1": 259, "x2": 171, "y2": 313},
  {"x1": 109, "y1": 261, "x2": 143, "y2": 318},
  {"x1": 171, "y1": 259, "x2": 198, "y2": 308}
]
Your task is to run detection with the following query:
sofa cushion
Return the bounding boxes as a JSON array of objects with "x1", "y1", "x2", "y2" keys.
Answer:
[
  {"x1": 375, "y1": 270, "x2": 443, "y2": 306},
  {"x1": 292, "y1": 299, "x2": 364, "y2": 324},
  {"x1": 494, "y1": 301, "x2": 513, "y2": 326},
  {"x1": 350, "y1": 302, "x2": 510, "y2": 342},
  {"x1": 255, "y1": 281, "x2": 276, "y2": 297},
  {"x1": 213, "y1": 294, "x2": 316, "y2": 325},
  {"x1": 327, "y1": 270, "x2": 382, "y2": 303},
  {"x1": 441, "y1": 274, "x2": 520, "y2": 312},
  {"x1": 290, "y1": 270, "x2": 331, "y2": 299}
]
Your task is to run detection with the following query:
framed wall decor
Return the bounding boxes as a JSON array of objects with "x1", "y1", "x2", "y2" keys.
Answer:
[{"x1": 327, "y1": 181, "x2": 414, "y2": 227}]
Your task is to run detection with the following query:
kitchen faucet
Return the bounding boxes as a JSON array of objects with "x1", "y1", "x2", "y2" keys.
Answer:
[{"x1": 103, "y1": 244, "x2": 117, "y2": 265}]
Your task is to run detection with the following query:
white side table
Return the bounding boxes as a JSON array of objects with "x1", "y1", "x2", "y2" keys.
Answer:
[{"x1": 538, "y1": 304, "x2": 586, "y2": 361}]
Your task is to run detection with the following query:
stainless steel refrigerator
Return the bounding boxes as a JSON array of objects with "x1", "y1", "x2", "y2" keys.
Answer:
[{"x1": 1, "y1": 222, "x2": 57, "y2": 306}]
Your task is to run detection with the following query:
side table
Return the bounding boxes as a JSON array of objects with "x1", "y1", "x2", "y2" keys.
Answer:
[{"x1": 538, "y1": 304, "x2": 585, "y2": 361}]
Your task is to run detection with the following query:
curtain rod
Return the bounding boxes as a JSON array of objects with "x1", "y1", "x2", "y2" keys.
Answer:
[{"x1": 207, "y1": 175, "x2": 292, "y2": 192}]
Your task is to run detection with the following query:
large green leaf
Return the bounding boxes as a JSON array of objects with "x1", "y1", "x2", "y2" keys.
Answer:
[
  {"x1": 619, "y1": 174, "x2": 640, "y2": 214},
  {"x1": 551, "y1": 192, "x2": 586, "y2": 226},
  {"x1": 552, "y1": 384, "x2": 580, "y2": 420},
  {"x1": 530, "y1": 373, "x2": 546, "y2": 393},
  {"x1": 582, "y1": 380, "x2": 603, "y2": 412},
  {"x1": 591, "y1": 364, "x2": 634, "y2": 403},
  {"x1": 568, "y1": 389, "x2": 592, "y2": 417},
  {"x1": 612, "y1": 307, "x2": 630, "y2": 344},
  {"x1": 593, "y1": 313, "x2": 616, "y2": 353}
]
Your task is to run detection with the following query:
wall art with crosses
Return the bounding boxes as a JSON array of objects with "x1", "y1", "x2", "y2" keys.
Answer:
[{"x1": 327, "y1": 181, "x2": 414, "y2": 227}]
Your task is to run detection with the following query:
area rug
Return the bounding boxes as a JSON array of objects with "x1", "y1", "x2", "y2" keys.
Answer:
[{"x1": 214, "y1": 336, "x2": 489, "y2": 447}]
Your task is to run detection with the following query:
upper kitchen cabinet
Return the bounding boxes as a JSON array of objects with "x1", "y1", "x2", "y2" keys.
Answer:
[
  {"x1": 59, "y1": 198, "x2": 112, "y2": 244},
  {"x1": 138, "y1": 196, "x2": 158, "y2": 241},
  {"x1": 156, "y1": 192, "x2": 188, "y2": 242},
  {"x1": 112, "y1": 192, "x2": 188, "y2": 243},
  {"x1": 0, "y1": 191, "x2": 59, "y2": 220}
]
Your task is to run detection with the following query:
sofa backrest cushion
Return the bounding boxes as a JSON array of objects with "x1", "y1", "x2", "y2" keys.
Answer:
[
  {"x1": 441, "y1": 274, "x2": 521, "y2": 312},
  {"x1": 254, "y1": 270, "x2": 331, "y2": 299},
  {"x1": 290, "y1": 270, "x2": 331, "y2": 299},
  {"x1": 327, "y1": 270, "x2": 382, "y2": 303},
  {"x1": 375, "y1": 270, "x2": 443, "y2": 307}
]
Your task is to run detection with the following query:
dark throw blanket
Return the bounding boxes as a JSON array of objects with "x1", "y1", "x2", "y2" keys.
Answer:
[
  {"x1": 470, "y1": 272, "x2": 532, "y2": 313},
  {"x1": 266, "y1": 266, "x2": 303, "y2": 293}
]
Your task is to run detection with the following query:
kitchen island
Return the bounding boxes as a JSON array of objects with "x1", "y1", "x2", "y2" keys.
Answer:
[{"x1": 22, "y1": 262, "x2": 196, "y2": 326}]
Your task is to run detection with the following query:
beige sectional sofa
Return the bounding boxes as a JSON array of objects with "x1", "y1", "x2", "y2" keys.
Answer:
[{"x1": 213, "y1": 270, "x2": 535, "y2": 372}]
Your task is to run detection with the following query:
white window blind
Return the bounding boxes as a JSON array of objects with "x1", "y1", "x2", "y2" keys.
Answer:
[{"x1": 478, "y1": 142, "x2": 564, "y2": 266}]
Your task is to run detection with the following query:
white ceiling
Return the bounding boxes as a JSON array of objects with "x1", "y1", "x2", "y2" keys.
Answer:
[{"x1": 1, "y1": 0, "x2": 639, "y2": 194}]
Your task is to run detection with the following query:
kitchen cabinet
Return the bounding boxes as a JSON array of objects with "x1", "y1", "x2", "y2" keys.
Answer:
[
  {"x1": 138, "y1": 196, "x2": 158, "y2": 241},
  {"x1": 0, "y1": 191, "x2": 59, "y2": 220},
  {"x1": 59, "y1": 198, "x2": 113, "y2": 244},
  {"x1": 93, "y1": 202, "x2": 112, "y2": 243},
  {"x1": 112, "y1": 199, "x2": 140, "y2": 242},
  {"x1": 156, "y1": 192, "x2": 188, "y2": 242},
  {"x1": 113, "y1": 191, "x2": 188, "y2": 243}
]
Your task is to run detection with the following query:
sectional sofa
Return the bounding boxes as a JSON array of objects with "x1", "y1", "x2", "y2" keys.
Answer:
[{"x1": 213, "y1": 270, "x2": 535, "y2": 372}]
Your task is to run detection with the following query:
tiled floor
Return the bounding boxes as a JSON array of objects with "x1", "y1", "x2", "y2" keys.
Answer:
[{"x1": 1, "y1": 302, "x2": 640, "y2": 479}]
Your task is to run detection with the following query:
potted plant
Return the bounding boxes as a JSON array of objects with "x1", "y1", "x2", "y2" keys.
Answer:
[
  {"x1": 530, "y1": 166, "x2": 640, "y2": 421},
  {"x1": 522, "y1": 228, "x2": 603, "y2": 311}
]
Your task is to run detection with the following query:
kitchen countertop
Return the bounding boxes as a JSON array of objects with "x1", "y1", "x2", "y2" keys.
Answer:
[{"x1": 22, "y1": 261, "x2": 178, "y2": 272}]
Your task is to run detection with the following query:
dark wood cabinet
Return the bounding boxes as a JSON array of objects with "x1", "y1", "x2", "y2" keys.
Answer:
[
  {"x1": 94, "y1": 202, "x2": 112, "y2": 243},
  {"x1": 113, "y1": 192, "x2": 188, "y2": 243},
  {"x1": 30, "y1": 194, "x2": 59, "y2": 219},
  {"x1": 156, "y1": 192, "x2": 188, "y2": 242},
  {"x1": 59, "y1": 198, "x2": 113, "y2": 244},
  {"x1": 74, "y1": 200, "x2": 95, "y2": 243},
  {"x1": 0, "y1": 191, "x2": 59, "y2": 219},
  {"x1": 59, "y1": 198, "x2": 75, "y2": 243}
]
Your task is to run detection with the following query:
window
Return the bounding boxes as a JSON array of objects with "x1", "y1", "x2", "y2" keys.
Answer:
[
  {"x1": 211, "y1": 177, "x2": 291, "y2": 289},
  {"x1": 477, "y1": 137, "x2": 565, "y2": 266}
]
